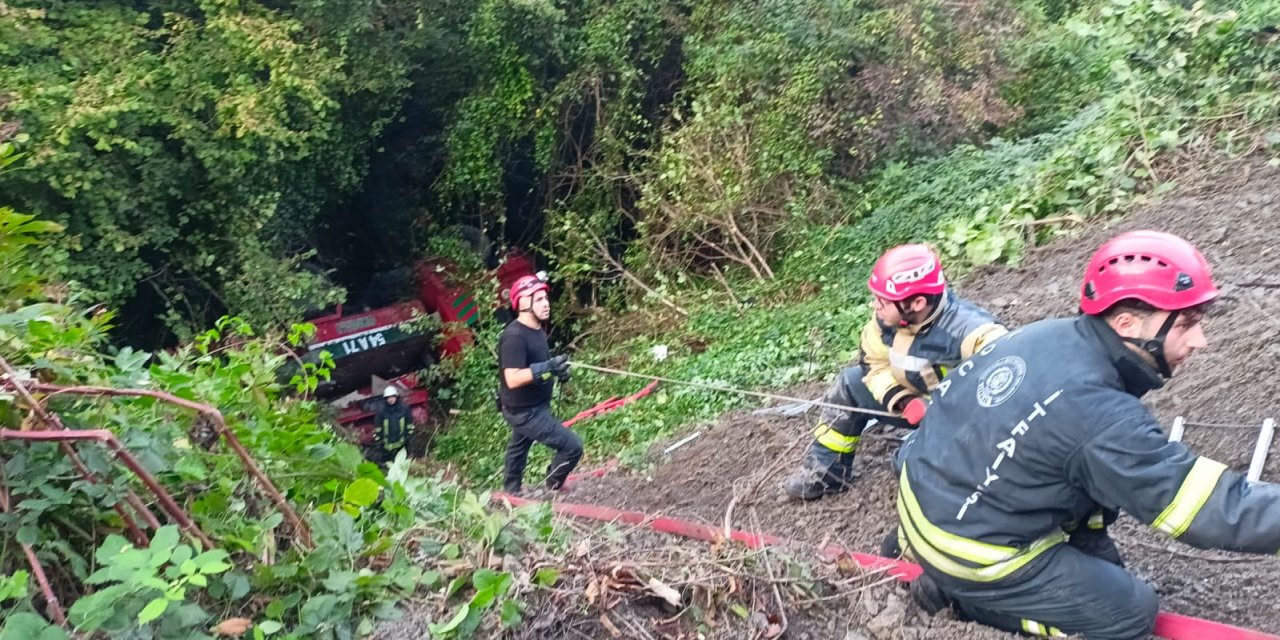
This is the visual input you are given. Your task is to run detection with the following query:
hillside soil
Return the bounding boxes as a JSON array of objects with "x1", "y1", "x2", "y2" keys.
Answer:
[
  {"x1": 565, "y1": 161, "x2": 1280, "y2": 637},
  {"x1": 385, "y1": 161, "x2": 1280, "y2": 638}
]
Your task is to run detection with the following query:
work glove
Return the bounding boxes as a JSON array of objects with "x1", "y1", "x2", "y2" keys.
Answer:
[
  {"x1": 1068, "y1": 527, "x2": 1125, "y2": 568},
  {"x1": 530, "y1": 355, "x2": 570, "y2": 382},
  {"x1": 901, "y1": 397, "x2": 928, "y2": 426}
]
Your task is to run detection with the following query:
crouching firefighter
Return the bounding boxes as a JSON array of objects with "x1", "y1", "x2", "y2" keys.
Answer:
[
  {"x1": 896, "y1": 230, "x2": 1280, "y2": 640},
  {"x1": 783, "y1": 244, "x2": 1006, "y2": 500},
  {"x1": 498, "y1": 274, "x2": 583, "y2": 496}
]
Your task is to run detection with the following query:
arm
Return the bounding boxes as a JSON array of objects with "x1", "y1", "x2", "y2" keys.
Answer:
[
  {"x1": 859, "y1": 320, "x2": 914, "y2": 412},
  {"x1": 503, "y1": 357, "x2": 568, "y2": 389},
  {"x1": 1068, "y1": 405, "x2": 1280, "y2": 554},
  {"x1": 959, "y1": 322, "x2": 1008, "y2": 359}
]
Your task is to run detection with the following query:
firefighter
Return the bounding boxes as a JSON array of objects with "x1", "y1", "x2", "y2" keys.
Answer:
[
  {"x1": 372, "y1": 386, "x2": 414, "y2": 466},
  {"x1": 498, "y1": 274, "x2": 582, "y2": 496},
  {"x1": 783, "y1": 244, "x2": 1007, "y2": 500},
  {"x1": 895, "y1": 230, "x2": 1280, "y2": 639}
]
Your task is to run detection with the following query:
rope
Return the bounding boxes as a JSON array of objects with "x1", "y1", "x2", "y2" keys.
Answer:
[
  {"x1": 567, "y1": 362, "x2": 1270, "y2": 431},
  {"x1": 567, "y1": 361, "x2": 899, "y2": 419},
  {"x1": 1180, "y1": 421, "x2": 1264, "y2": 430}
]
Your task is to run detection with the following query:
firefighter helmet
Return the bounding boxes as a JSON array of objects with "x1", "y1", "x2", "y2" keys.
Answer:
[
  {"x1": 867, "y1": 244, "x2": 946, "y2": 301},
  {"x1": 1079, "y1": 230, "x2": 1219, "y2": 315},
  {"x1": 509, "y1": 274, "x2": 550, "y2": 309}
]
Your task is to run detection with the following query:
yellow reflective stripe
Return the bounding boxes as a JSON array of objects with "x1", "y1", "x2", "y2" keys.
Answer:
[
  {"x1": 898, "y1": 469, "x2": 1065, "y2": 582},
  {"x1": 899, "y1": 470, "x2": 1018, "y2": 564},
  {"x1": 813, "y1": 424, "x2": 858, "y2": 453},
  {"x1": 961, "y1": 323, "x2": 1008, "y2": 359},
  {"x1": 1021, "y1": 620, "x2": 1066, "y2": 637},
  {"x1": 1088, "y1": 511, "x2": 1105, "y2": 530},
  {"x1": 1152, "y1": 457, "x2": 1227, "y2": 538}
]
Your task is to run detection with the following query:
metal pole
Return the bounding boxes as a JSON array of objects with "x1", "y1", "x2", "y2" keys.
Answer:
[{"x1": 1247, "y1": 418, "x2": 1275, "y2": 484}]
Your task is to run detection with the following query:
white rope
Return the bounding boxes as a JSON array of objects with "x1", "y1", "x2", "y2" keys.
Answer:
[{"x1": 567, "y1": 361, "x2": 899, "y2": 419}]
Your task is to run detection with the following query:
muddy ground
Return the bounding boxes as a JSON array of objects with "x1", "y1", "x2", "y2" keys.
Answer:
[{"x1": 566, "y1": 161, "x2": 1280, "y2": 637}]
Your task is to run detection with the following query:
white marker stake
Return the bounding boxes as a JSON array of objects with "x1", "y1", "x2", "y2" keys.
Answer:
[
  {"x1": 1247, "y1": 418, "x2": 1275, "y2": 484},
  {"x1": 663, "y1": 431, "x2": 702, "y2": 456},
  {"x1": 1168, "y1": 416, "x2": 1185, "y2": 443}
]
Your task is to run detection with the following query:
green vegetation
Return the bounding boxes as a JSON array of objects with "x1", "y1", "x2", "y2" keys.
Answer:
[
  {"x1": 437, "y1": 0, "x2": 1280, "y2": 479},
  {"x1": 3, "y1": 0, "x2": 1280, "y2": 637}
]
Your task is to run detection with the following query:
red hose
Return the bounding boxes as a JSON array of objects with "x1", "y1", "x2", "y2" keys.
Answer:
[
  {"x1": 564, "y1": 381, "x2": 660, "y2": 427},
  {"x1": 495, "y1": 493, "x2": 1279, "y2": 640}
]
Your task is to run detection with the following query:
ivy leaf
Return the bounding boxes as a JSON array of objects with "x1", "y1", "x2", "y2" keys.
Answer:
[
  {"x1": 138, "y1": 597, "x2": 170, "y2": 624},
  {"x1": 427, "y1": 604, "x2": 469, "y2": 635},
  {"x1": 533, "y1": 567, "x2": 559, "y2": 587},
  {"x1": 0, "y1": 612, "x2": 70, "y2": 640},
  {"x1": 16, "y1": 525, "x2": 38, "y2": 546},
  {"x1": 500, "y1": 600, "x2": 522, "y2": 628},
  {"x1": 256, "y1": 620, "x2": 284, "y2": 635},
  {"x1": 343, "y1": 478, "x2": 381, "y2": 508},
  {"x1": 150, "y1": 525, "x2": 180, "y2": 553}
]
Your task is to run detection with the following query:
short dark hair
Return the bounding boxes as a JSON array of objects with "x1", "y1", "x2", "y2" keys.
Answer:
[
  {"x1": 907, "y1": 293, "x2": 943, "y2": 309},
  {"x1": 1101, "y1": 299, "x2": 1211, "y2": 319}
]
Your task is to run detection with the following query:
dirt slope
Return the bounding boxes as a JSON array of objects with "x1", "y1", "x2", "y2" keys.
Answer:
[{"x1": 570, "y1": 161, "x2": 1280, "y2": 637}]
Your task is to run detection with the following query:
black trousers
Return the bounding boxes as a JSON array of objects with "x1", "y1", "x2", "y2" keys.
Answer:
[
  {"x1": 501, "y1": 404, "x2": 583, "y2": 493},
  {"x1": 926, "y1": 543, "x2": 1158, "y2": 639},
  {"x1": 818, "y1": 365, "x2": 909, "y2": 439}
]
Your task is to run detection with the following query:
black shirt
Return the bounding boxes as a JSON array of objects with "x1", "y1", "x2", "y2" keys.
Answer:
[{"x1": 497, "y1": 320, "x2": 553, "y2": 409}]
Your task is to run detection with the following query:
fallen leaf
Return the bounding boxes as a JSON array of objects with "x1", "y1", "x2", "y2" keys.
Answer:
[
  {"x1": 599, "y1": 613, "x2": 622, "y2": 638},
  {"x1": 585, "y1": 576, "x2": 600, "y2": 605},
  {"x1": 646, "y1": 577, "x2": 683, "y2": 608},
  {"x1": 212, "y1": 618, "x2": 253, "y2": 637},
  {"x1": 764, "y1": 623, "x2": 784, "y2": 638}
]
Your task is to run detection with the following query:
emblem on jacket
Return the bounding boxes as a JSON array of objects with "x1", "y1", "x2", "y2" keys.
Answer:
[{"x1": 976, "y1": 356, "x2": 1027, "y2": 408}]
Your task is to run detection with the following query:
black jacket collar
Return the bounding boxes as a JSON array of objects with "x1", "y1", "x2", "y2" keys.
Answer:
[{"x1": 1079, "y1": 314, "x2": 1164, "y2": 397}]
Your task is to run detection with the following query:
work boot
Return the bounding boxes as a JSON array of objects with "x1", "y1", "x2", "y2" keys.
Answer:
[
  {"x1": 879, "y1": 529, "x2": 902, "y2": 558},
  {"x1": 783, "y1": 444, "x2": 858, "y2": 500},
  {"x1": 910, "y1": 573, "x2": 953, "y2": 616}
]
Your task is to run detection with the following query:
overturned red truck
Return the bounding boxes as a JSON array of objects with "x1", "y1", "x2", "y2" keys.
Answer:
[{"x1": 298, "y1": 252, "x2": 536, "y2": 445}]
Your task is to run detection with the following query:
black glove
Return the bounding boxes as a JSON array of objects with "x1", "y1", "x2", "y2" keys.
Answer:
[
  {"x1": 530, "y1": 355, "x2": 569, "y2": 382},
  {"x1": 1068, "y1": 527, "x2": 1125, "y2": 568},
  {"x1": 551, "y1": 355, "x2": 571, "y2": 379}
]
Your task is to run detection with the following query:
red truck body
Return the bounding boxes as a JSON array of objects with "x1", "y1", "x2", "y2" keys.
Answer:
[{"x1": 302, "y1": 251, "x2": 536, "y2": 443}]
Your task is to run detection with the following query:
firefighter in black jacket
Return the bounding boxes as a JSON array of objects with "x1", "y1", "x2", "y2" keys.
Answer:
[
  {"x1": 896, "y1": 230, "x2": 1280, "y2": 639},
  {"x1": 784, "y1": 244, "x2": 1007, "y2": 500},
  {"x1": 372, "y1": 386, "x2": 413, "y2": 465}
]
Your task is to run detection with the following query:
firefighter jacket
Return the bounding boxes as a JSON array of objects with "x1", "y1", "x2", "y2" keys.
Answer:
[
  {"x1": 375, "y1": 402, "x2": 414, "y2": 452},
  {"x1": 859, "y1": 290, "x2": 1007, "y2": 412},
  {"x1": 898, "y1": 314, "x2": 1280, "y2": 584}
]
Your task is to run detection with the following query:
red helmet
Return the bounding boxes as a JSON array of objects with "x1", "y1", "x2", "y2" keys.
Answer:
[
  {"x1": 1079, "y1": 230, "x2": 1219, "y2": 315},
  {"x1": 508, "y1": 274, "x2": 549, "y2": 309},
  {"x1": 867, "y1": 244, "x2": 946, "y2": 301}
]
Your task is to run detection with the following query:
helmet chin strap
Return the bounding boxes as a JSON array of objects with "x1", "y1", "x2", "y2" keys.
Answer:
[
  {"x1": 894, "y1": 297, "x2": 933, "y2": 327},
  {"x1": 1121, "y1": 310, "x2": 1179, "y2": 378},
  {"x1": 893, "y1": 301, "x2": 910, "y2": 327}
]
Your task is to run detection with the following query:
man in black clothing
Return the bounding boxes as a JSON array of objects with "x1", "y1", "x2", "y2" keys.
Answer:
[
  {"x1": 371, "y1": 385, "x2": 414, "y2": 467},
  {"x1": 498, "y1": 274, "x2": 582, "y2": 495}
]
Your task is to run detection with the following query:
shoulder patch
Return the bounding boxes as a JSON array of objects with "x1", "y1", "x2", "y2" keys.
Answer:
[{"x1": 976, "y1": 356, "x2": 1027, "y2": 408}]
